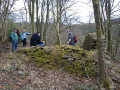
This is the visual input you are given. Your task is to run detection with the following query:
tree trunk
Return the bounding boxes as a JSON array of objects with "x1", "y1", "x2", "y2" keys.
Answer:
[
  {"x1": 36, "y1": 0, "x2": 39, "y2": 32},
  {"x1": 113, "y1": 30, "x2": 120, "y2": 57},
  {"x1": 31, "y1": 0, "x2": 35, "y2": 34},
  {"x1": 40, "y1": 0, "x2": 45, "y2": 40},
  {"x1": 55, "y1": 0, "x2": 61, "y2": 45},
  {"x1": 24, "y1": 1, "x2": 27, "y2": 29},
  {"x1": 105, "y1": 0, "x2": 113, "y2": 55},
  {"x1": 92, "y1": 0, "x2": 110, "y2": 89},
  {"x1": 28, "y1": 0, "x2": 35, "y2": 34},
  {"x1": 0, "y1": 0, "x2": 10, "y2": 42},
  {"x1": 43, "y1": 0, "x2": 49, "y2": 41}
]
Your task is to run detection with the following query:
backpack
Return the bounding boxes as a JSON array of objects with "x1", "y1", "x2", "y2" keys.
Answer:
[{"x1": 74, "y1": 35, "x2": 78, "y2": 43}]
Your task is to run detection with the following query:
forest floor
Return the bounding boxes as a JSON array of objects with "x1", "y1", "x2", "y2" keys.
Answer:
[{"x1": 0, "y1": 42, "x2": 120, "y2": 90}]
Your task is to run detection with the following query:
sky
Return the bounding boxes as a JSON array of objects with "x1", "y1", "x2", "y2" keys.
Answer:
[
  {"x1": 67, "y1": 0, "x2": 120, "y2": 23},
  {"x1": 12, "y1": 0, "x2": 120, "y2": 23},
  {"x1": 67, "y1": 0, "x2": 93, "y2": 23},
  {"x1": 12, "y1": 0, "x2": 93, "y2": 23}
]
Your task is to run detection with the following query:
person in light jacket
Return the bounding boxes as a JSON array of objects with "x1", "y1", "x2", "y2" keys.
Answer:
[{"x1": 21, "y1": 29, "x2": 31, "y2": 47}]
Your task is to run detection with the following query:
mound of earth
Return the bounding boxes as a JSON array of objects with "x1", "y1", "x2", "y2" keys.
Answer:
[
  {"x1": 0, "y1": 44, "x2": 120, "y2": 90},
  {"x1": 0, "y1": 45, "x2": 98, "y2": 90}
]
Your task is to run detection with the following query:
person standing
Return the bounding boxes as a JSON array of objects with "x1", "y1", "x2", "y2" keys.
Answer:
[
  {"x1": 10, "y1": 29, "x2": 18, "y2": 52},
  {"x1": 21, "y1": 29, "x2": 31, "y2": 47},
  {"x1": 67, "y1": 30, "x2": 75, "y2": 46},
  {"x1": 30, "y1": 32, "x2": 45, "y2": 46},
  {"x1": 16, "y1": 29, "x2": 20, "y2": 37}
]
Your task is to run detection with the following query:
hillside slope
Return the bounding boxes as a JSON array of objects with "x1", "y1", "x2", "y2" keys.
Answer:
[{"x1": 0, "y1": 44, "x2": 120, "y2": 90}]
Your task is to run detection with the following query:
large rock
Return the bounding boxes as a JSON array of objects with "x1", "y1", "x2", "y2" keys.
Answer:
[
  {"x1": 16, "y1": 45, "x2": 97, "y2": 77},
  {"x1": 83, "y1": 33, "x2": 107, "y2": 51}
]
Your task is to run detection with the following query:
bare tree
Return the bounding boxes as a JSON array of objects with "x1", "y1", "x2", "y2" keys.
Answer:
[
  {"x1": 92, "y1": 0, "x2": 110, "y2": 89},
  {"x1": 40, "y1": 0, "x2": 45, "y2": 40},
  {"x1": 24, "y1": 0, "x2": 28, "y2": 29},
  {"x1": 105, "y1": 0, "x2": 113, "y2": 55},
  {"x1": 0, "y1": 0, "x2": 17, "y2": 42},
  {"x1": 50, "y1": 0, "x2": 73, "y2": 45},
  {"x1": 43, "y1": 0, "x2": 50, "y2": 41},
  {"x1": 27, "y1": 0, "x2": 35, "y2": 34},
  {"x1": 36, "y1": 0, "x2": 39, "y2": 32}
]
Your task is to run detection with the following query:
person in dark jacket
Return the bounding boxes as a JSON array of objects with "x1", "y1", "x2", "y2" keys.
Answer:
[
  {"x1": 30, "y1": 32, "x2": 45, "y2": 46},
  {"x1": 16, "y1": 29, "x2": 20, "y2": 37},
  {"x1": 66, "y1": 30, "x2": 75, "y2": 46}
]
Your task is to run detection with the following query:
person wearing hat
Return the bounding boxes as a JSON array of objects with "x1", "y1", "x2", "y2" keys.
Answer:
[{"x1": 30, "y1": 32, "x2": 45, "y2": 46}]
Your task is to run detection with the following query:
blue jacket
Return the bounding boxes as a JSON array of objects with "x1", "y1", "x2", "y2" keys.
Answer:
[{"x1": 21, "y1": 32, "x2": 31, "y2": 40}]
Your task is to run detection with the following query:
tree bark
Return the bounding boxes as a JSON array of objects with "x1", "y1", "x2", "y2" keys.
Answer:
[
  {"x1": 92, "y1": 0, "x2": 110, "y2": 89},
  {"x1": 105, "y1": 0, "x2": 113, "y2": 55},
  {"x1": 36, "y1": 0, "x2": 39, "y2": 32},
  {"x1": 56, "y1": 0, "x2": 61, "y2": 45},
  {"x1": 28, "y1": 0, "x2": 35, "y2": 34},
  {"x1": 31, "y1": 0, "x2": 35, "y2": 34},
  {"x1": 40, "y1": 0, "x2": 45, "y2": 40},
  {"x1": 0, "y1": 0, "x2": 16, "y2": 42},
  {"x1": 43, "y1": 0, "x2": 49, "y2": 41}
]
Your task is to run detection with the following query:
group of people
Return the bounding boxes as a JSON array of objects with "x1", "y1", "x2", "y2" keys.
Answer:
[
  {"x1": 10, "y1": 28, "x2": 76, "y2": 52},
  {"x1": 10, "y1": 29, "x2": 45, "y2": 52}
]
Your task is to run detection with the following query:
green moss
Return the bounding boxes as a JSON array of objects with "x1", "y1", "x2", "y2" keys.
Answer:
[
  {"x1": 8, "y1": 56, "x2": 13, "y2": 59},
  {"x1": 44, "y1": 64, "x2": 56, "y2": 69},
  {"x1": 101, "y1": 79, "x2": 111, "y2": 90},
  {"x1": 16, "y1": 45, "x2": 97, "y2": 77}
]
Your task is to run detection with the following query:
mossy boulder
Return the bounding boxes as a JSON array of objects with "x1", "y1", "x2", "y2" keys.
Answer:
[
  {"x1": 16, "y1": 45, "x2": 97, "y2": 77},
  {"x1": 83, "y1": 33, "x2": 107, "y2": 51}
]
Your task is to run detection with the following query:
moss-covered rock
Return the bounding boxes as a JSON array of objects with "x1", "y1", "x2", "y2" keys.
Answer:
[
  {"x1": 16, "y1": 45, "x2": 97, "y2": 77},
  {"x1": 83, "y1": 33, "x2": 107, "y2": 51}
]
